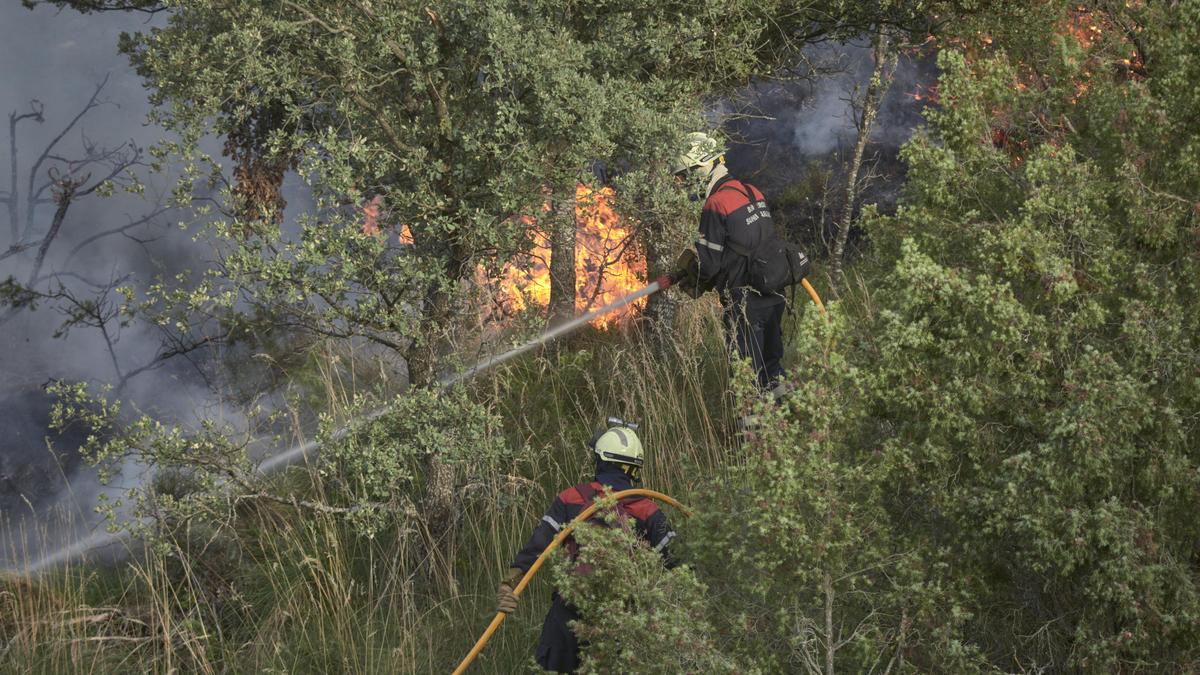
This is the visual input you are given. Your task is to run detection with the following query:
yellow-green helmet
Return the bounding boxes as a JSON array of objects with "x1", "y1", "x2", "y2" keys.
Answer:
[
  {"x1": 592, "y1": 425, "x2": 644, "y2": 467},
  {"x1": 670, "y1": 131, "x2": 725, "y2": 175}
]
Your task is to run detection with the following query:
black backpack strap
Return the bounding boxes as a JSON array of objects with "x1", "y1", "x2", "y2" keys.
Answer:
[
  {"x1": 715, "y1": 179, "x2": 755, "y2": 202},
  {"x1": 714, "y1": 181, "x2": 758, "y2": 260}
]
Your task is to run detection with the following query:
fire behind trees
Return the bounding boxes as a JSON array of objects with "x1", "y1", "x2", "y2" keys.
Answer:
[{"x1": 4, "y1": 1, "x2": 1200, "y2": 673}]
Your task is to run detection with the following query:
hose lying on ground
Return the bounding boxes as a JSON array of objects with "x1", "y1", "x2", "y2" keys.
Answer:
[{"x1": 452, "y1": 488, "x2": 693, "y2": 675}]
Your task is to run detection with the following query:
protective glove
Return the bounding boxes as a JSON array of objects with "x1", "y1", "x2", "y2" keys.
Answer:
[
  {"x1": 671, "y1": 247, "x2": 702, "y2": 299},
  {"x1": 497, "y1": 567, "x2": 523, "y2": 614}
]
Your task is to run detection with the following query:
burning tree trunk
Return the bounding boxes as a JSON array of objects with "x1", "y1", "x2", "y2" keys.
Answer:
[
  {"x1": 547, "y1": 188, "x2": 577, "y2": 327},
  {"x1": 830, "y1": 27, "x2": 894, "y2": 293}
]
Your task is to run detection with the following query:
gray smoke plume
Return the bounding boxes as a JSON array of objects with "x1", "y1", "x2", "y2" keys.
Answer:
[
  {"x1": 0, "y1": 4, "x2": 211, "y2": 569},
  {"x1": 717, "y1": 36, "x2": 937, "y2": 251},
  {"x1": 0, "y1": 4, "x2": 328, "y2": 572}
]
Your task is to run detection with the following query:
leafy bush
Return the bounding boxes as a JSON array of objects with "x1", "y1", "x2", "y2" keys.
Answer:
[
  {"x1": 552, "y1": 501, "x2": 742, "y2": 674},
  {"x1": 317, "y1": 387, "x2": 512, "y2": 538}
]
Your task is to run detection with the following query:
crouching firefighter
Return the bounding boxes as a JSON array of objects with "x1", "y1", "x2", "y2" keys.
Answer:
[
  {"x1": 669, "y1": 131, "x2": 810, "y2": 403},
  {"x1": 496, "y1": 421, "x2": 677, "y2": 673}
]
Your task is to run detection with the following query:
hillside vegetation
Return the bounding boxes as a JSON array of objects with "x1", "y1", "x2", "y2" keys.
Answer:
[{"x1": 3, "y1": 1, "x2": 1200, "y2": 673}]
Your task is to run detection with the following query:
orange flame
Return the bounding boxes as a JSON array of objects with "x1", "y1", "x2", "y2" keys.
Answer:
[
  {"x1": 360, "y1": 186, "x2": 647, "y2": 328},
  {"x1": 361, "y1": 195, "x2": 383, "y2": 235},
  {"x1": 498, "y1": 184, "x2": 646, "y2": 328},
  {"x1": 359, "y1": 195, "x2": 413, "y2": 244}
]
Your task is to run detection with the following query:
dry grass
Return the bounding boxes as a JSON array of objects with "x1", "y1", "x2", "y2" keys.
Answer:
[{"x1": 0, "y1": 297, "x2": 752, "y2": 674}]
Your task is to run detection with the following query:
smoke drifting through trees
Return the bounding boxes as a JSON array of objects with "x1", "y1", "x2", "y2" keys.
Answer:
[
  {"x1": 0, "y1": 9, "x2": 936, "y2": 571},
  {"x1": 722, "y1": 38, "x2": 936, "y2": 255},
  {"x1": 0, "y1": 5, "x2": 205, "y2": 567}
]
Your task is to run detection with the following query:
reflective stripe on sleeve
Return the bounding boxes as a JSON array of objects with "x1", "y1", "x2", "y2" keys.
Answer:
[
  {"x1": 654, "y1": 530, "x2": 676, "y2": 551},
  {"x1": 697, "y1": 237, "x2": 724, "y2": 252},
  {"x1": 542, "y1": 515, "x2": 562, "y2": 532}
]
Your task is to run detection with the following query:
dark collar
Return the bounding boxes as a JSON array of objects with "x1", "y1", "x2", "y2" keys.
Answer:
[{"x1": 594, "y1": 467, "x2": 635, "y2": 492}]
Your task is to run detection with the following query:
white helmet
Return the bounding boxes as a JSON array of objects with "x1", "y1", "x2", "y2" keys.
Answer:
[{"x1": 670, "y1": 131, "x2": 725, "y2": 175}]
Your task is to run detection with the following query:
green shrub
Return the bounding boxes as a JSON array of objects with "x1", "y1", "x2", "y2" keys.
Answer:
[{"x1": 553, "y1": 502, "x2": 743, "y2": 674}]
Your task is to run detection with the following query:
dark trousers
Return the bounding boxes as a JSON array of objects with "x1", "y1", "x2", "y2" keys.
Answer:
[
  {"x1": 536, "y1": 593, "x2": 581, "y2": 673},
  {"x1": 723, "y1": 300, "x2": 785, "y2": 390}
]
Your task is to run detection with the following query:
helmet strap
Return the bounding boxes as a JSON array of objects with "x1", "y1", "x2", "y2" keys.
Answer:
[
  {"x1": 620, "y1": 463, "x2": 642, "y2": 482},
  {"x1": 704, "y1": 162, "x2": 730, "y2": 199}
]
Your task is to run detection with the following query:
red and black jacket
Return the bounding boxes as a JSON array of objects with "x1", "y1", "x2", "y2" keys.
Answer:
[
  {"x1": 697, "y1": 174, "x2": 785, "y2": 308},
  {"x1": 512, "y1": 480, "x2": 677, "y2": 573}
]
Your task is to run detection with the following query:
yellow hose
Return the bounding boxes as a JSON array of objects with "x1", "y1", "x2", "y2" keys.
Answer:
[
  {"x1": 801, "y1": 278, "x2": 826, "y2": 315},
  {"x1": 452, "y1": 488, "x2": 692, "y2": 675}
]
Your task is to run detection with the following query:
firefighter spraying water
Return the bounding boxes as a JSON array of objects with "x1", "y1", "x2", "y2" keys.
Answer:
[
  {"x1": 11, "y1": 259, "x2": 820, "y2": 577},
  {"x1": 6, "y1": 273, "x2": 684, "y2": 576},
  {"x1": 670, "y1": 132, "x2": 813, "y2": 405},
  {"x1": 258, "y1": 273, "x2": 680, "y2": 475},
  {"x1": 456, "y1": 131, "x2": 824, "y2": 673},
  {"x1": 11, "y1": 139, "x2": 826, "y2": 671}
]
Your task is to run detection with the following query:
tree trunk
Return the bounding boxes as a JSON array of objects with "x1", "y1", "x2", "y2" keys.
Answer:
[
  {"x1": 547, "y1": 187, "x2": 577, "y2": 327},
  {"x1": 402, "y1": 230, "x2": 465, "y2": 588},
  {"x1": 421, "y1": 446, "x2": 458, "y2": 589},
  {"x1": 7, "y1": 112, "x2": 20, "y2": 245},
  {"x1": 830, "y1": 27, "x2": 893, "y2": 293},
  {"x1": 824, "y1": 572, "x2": 836, "y2": 675}
]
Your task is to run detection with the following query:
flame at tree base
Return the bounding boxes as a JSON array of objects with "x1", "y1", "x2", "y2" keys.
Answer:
[
  {"x1": 362, "y1": 184, "x2": 648, "y2": 329},
  {"x1": 495, "y1": 184, "x2": 646, "y2": 329}
]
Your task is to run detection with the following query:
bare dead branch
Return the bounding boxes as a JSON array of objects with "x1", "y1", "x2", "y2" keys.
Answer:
[
  {"x1": 0, "y1": 241, "x2": 37, "y2": 263},
  {"x1": 24, "y1": 75, "x2": 111, "y2": 239},
  {"x1": 830, "y1": 26, "x2": 895, "y2": 294},
  {"x1": 16, "y1": 171, "x2": 82, "y2": 299},
  {"x1": 115, "y1": 328, "x2": 233, "y2": 393},
  {"x1": 64, "y1": 206, "x2": 171, "y2": 264},
  {"x1": 8, "y1": 100, "x2": 45, "y2": 243},
  {"x1": 22, "y1": 0, "x2": 167, "y2": 15}
]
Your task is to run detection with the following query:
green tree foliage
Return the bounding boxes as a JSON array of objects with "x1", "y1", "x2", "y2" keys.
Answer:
[
  {"x1": 115, "y1": 0, "x2": 817, "y2": 384},
  {"x1": 677, "y1": 3, "x2": 1200, "y2": 671},
  {"x1": 47, "y1": 380, "x2": 509, "y2": 545},
  {"x1": 871, "y1": 25, "x2": 1199, "y2": 667},
  {"x1": 554, "y1": 504, "x2": 742, "y2": 674},
  {"x1": 316, "y1": 387, "x2": 512, "y2": 538},
  {"x1": 687, "y1": 323, "x2": 988, "y2": 673},
  {"x1": 104, "y1": 0, "x2": 974, "y2": 382}
]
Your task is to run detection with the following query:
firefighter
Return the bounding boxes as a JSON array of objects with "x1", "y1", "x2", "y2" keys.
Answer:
[
  {"x1": 671, "y1": 131, "x2": 788, "y2": 400},
  {"x1": 496, "y1": 422, "x2": 676, "y2": 673}
]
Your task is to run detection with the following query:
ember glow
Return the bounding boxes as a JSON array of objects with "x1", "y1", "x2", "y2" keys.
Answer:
[
  {"x1": 359, "y1": 196, "x2": 415, "y2": 244},
  {"x1": 977, "y1": 4, "x2": 1148, "y2": 161},
  {"x1": 361, "y1": 195, "x2": 383, "y2": 235},
  {"x1": 1065, "y1": 6, "x2": 1105, "y2": 49},
  {"x1": 498, "y1": 184, "x2": 646, "y2": 328}
]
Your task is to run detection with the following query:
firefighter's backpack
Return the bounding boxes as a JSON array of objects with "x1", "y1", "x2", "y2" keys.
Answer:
[{"x1": 720, "y1": 182, "x2": 810, "y2": 295}]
